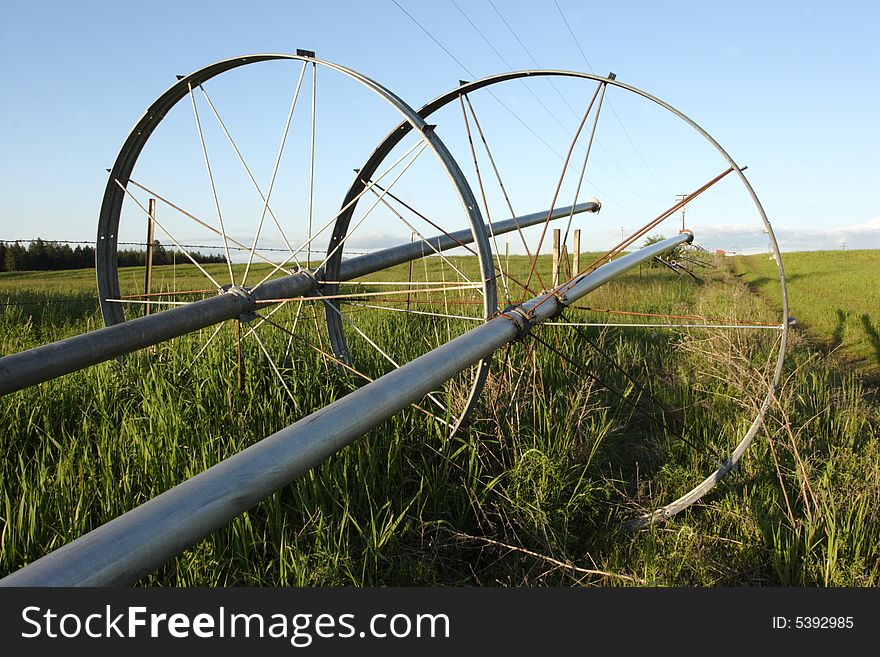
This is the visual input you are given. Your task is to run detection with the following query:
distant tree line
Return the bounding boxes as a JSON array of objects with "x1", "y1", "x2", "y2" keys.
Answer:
[{"x1": 0, "y1": 239, "x2": 227, "y2": 272}]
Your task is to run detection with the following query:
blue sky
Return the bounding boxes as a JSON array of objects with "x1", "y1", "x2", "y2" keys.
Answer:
[{"x1": 1, "y1": 0, "x2": 877, "y2": 253}]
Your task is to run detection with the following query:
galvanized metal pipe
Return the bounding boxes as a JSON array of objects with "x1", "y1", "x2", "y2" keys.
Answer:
[
  {"x1": 0, "y1": 232, "x2": 686, "y2": 586},
  {"x1": 0, "y1": 291, "x2": 257, "y2": 396},
  {"x1": 334, "y1": 200, "x2": 599, "y2": 281},
  {"x1": 0, "y1": 202, "x2": 596, "y2": 397}
]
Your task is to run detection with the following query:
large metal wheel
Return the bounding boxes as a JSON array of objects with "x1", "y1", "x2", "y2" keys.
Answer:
[
  {"x1": 0, "y1": 57, "x2": 790, "y2": 586},
  {"x1": 337, "y1": 70, "x2": 789, "y2": 527},
  {"x1": 95, "y1": 53, "x2": 497, "y2": 428}
]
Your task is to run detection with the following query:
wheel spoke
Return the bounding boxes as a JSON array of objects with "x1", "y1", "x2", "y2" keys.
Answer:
[
  {"x1": 249, "y1": 139, "x2": 427, "y2": 290},
  {"x1": 255, "y1": 283, "x2": 480, "y2": 304},
  {"x1": 124, "y1": 178, "x2": 294, "y2": 273},
  {"x1": 561, "y1": 80, "x2": 607, "y2": 252},
  {"x1": 197, "y1": 83, "x2": 302, "y2": 270},
  {"x1": 307, "y1": 62, "x2": 317, "y2": 267},
  {"x1": 104, "y1": 298, "x2": 196, "y2": 307},
  {"x1": 544, "y1": 322, "x2": 784, "y2": 330},
  {"x1": 459, "y1": 93, "x2": 510, "y2": 305},
  {"x1": 187, "y1": 82, "x2": 236, "y2": 285},
  {"x1": 524, "y1": 79, "x2": 605, "y2": 292},
  {"x1": 120, "y1": 288, "x2": 215, "y2": 299},
  {"x1": 249, "y1": 327, "x2": 300, "y2": 411},
  {"x1": 322, "y1": 294, "x2": 450, "y2": 415},
  {"x1": 361, "y1": 185, "x2": 479, "y2": 288},
  {"x1": 242, "y1": 62, "x2": 309, "y2": 286},
  {"x1": 462, "y1": 95, "x2": 535, "y2": 277},
  {"x1": 575, "y1": 166, "x2": 736, "y2": 278},
  {"x1": 181, "y1": 321, "x2": 226, "y2": 376},
  {"x1": 113, "y1": 180, "x2": 223, "y2": 290},
  {"x1": 567, "y1": 304, "x2": 784, "y2": 329},
  {"x1": 343, "y1": 301, "x2": 483, "y2": 323},
  {"x1": 310, "y1": 142, "x2": 429, "y2": 277}
]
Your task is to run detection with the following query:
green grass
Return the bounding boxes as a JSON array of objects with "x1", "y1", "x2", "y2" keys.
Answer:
[
  {"x1": 1, "y1": 254, "x2": 878, "y2": 586},
  {"x1": 734, "y1": 250, "x2": 880, "y2": 380}
]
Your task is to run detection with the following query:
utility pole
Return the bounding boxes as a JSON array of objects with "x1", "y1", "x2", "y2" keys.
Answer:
[{"x1": 674, "y1": 194, "x2": 689, "y2": 231}]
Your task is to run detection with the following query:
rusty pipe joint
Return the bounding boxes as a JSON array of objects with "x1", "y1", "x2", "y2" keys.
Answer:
[
  {"x1": 223, "y1": 284, "x2": 258, "y2": 322},
  {"x1": 495, "y1": 304, "x2": 533, "y2": 341}
]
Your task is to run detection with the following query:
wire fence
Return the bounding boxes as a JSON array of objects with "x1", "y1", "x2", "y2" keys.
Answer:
[
  {"x1": 0, "y1": 236, "x2": 457, "y2": 309},
  {"x1": 0, "y1": 238, "x2": 375, "y2": 255}
]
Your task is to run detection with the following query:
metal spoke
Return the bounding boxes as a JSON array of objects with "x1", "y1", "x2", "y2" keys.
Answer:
[
  {"x1": 236, "y1": 320, "x2": 244, "y2": 392},
  {"x1": 562, "y1": 80, "x2": 606, "y2": 250},
  {"x1": 249, "y1": 328, "x2": 300, "y2": 411},
  {"x1": 575, "y1": 166, "x2": 736, "y2": 278},
  {"x1": 104, "y1": 299, "x2": 199, "y2": 307},
  {"x1": 543, "y1": 322, "x2": 784, "y2": 330},
  {"x1": 242, "y1": 62, "x2": 309, "y2": 286},
  {"x1": 256, "y1": 283, "x2": 481, "y2": 304},
  {"x1": 197, "y1": 84, "x2": 302, "y2": 270},
  {"x1": 113, "y1": 180, "x2": 223, "y2": 290},
  {"x1": 125, "y1": 178, "x2": 294, "y2": 273},
  {"x1": 250, "y1": 139, "x2": 427, "y2": 290},
  {"x1": 309, "y1": 142, "x2": 429, "y2": 277},
  {"x1": 307, "y1": 61, "x2": 317, "y2": 267},
  {"x1": 317, "y1": 280, "x2": 479, "y2": 287},
  {"x1": 568, "y1": 304, "x2": 783, "y2": 328},
  {"x1": 242, "y1": 298, "x2": 294, "y2": 340},
  {"x1": 524, "y1": 79, "x2": 605, "y2": 292},
  {"x1": 120, "y1": 289, "x2": 215, "y2": 299},
  {"x1": 343, "y1": 301, "x2": 483, "y2": 323},
  {"x1": 526, "y1": 166, "x2": 738, "y2": 320},
  {"x1": 362, "y1": 185, "x2": 479, "y2": 288},
  {"x1": 462, "y1": 94, "x2": 536, "y2": 278},
  {"x1": 322, "y1": 294, "x2": 450, "y2": 415},
  {"x1": 459, "y1": 93, "x2": 510, "y2": 304},
  {"x1": 187, "y1": 83, "x2": 235, "y2": 285},
  {"x1": 181, "y1": 321, "x2": 225, "y2": 376}
]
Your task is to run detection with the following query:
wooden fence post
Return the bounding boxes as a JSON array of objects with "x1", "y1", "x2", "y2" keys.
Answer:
[
  {"x1": 143, "y1": 198, "x2": 156, "y2": 316},
  {"x1": 552, "y1": 228, "x2": 561, "y2": 286}
]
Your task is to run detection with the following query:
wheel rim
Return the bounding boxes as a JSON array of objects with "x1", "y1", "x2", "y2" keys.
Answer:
[
  {"x1": 356, "y1": 69, "x2": 789, "y2": 526},
  {"x1": 96, "y1": 53, "x2": 497, "y2": 428}
]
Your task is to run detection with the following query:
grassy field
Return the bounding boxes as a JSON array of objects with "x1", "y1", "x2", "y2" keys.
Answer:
[
  {"x1": 1, "y1": 252, "x2": 878, "y2": 586},
  {"x1": 734, "y1": 250, "x2": 880, "y2": 381}
]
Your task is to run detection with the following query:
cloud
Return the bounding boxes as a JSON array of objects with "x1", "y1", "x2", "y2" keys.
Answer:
[
  {"x1": 339, "y1": 232, "x2": 409, "y2": 251},
  {"x1": 693, "y1": 217, "x2": 880, "y2": 253}
]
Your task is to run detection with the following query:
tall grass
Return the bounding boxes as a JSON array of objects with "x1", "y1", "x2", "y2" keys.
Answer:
[
  {"x1": 1, "y1": 254, "x2": 877, "y2": 585},
  {"x1": 734, "y1": 250, "x2": 880, "y2": 380}
]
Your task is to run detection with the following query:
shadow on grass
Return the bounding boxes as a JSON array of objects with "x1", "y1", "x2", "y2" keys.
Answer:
[
  {"x1": 832, "y1": 309, "x2": 848, "y2": 349},
  {"x1": 860, "y1": 313, "x2": 880, "y2": 366},
  {"x1": 733, "y1": 272, "x2": 811, "y2": 288}
]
